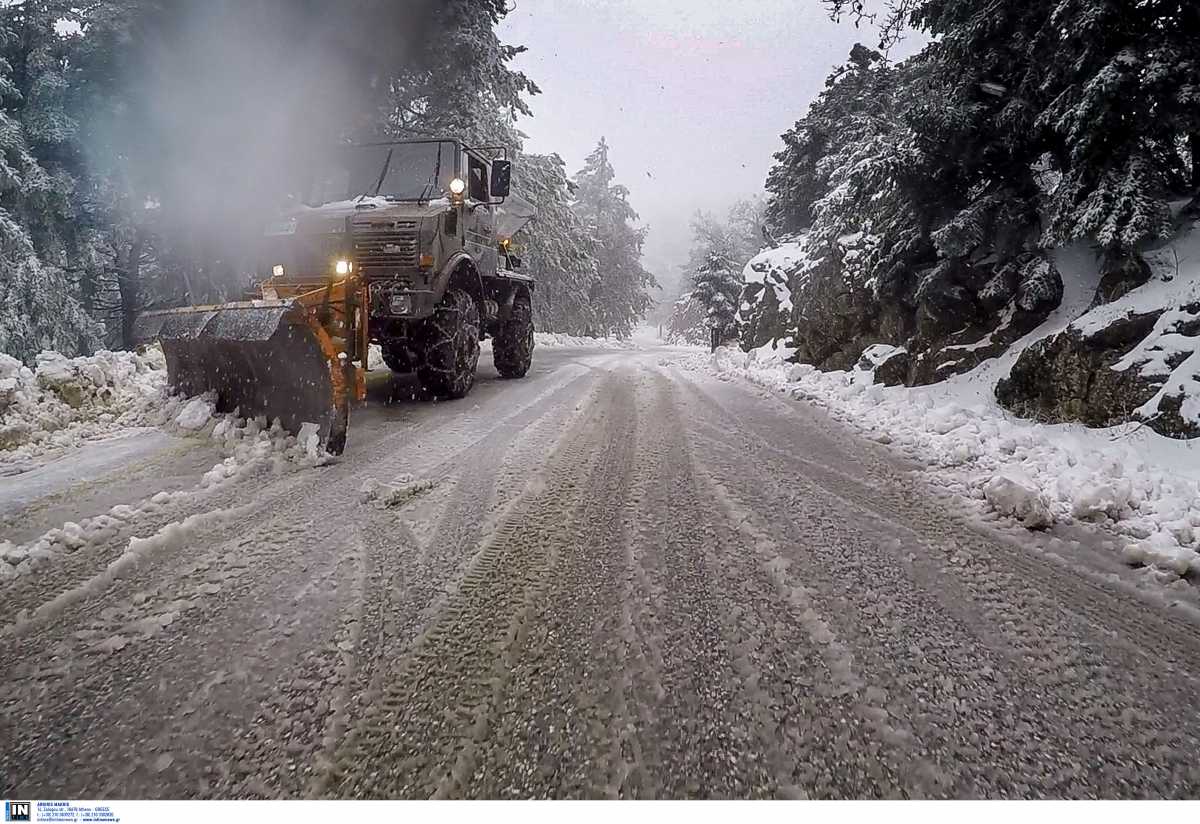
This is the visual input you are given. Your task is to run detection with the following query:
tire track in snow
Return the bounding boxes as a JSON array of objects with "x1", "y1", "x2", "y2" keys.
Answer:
[
  {"x1": 328, "y1": 374, "x2": 627, "y2": 797},
  {"x1": 639, "y1": 370, "x2": 922, "y2": 797},
  {"x1": 1, "y1": 359, "x2": 598, "y2": 798},
  {"x1": 2, "y1": 363, "x2": 591, "y2": 641},
  {"x1": 670, "y1": 365, "x2": 1200, "y2": 797},
  {"x1": 307, "y1": 367, "x2": 602, "y2": 797}
]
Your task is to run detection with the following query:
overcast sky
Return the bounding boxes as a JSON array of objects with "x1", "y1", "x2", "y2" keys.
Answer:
[{"x1": 498, "y1": 0, "x2": 918, "y2": 292}]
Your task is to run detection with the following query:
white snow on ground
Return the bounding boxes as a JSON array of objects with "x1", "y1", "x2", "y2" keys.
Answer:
[
  {"x1": 359, "y1": 474, "x2": 436, "y2": 508},
  {"x1": 0, "y1": 348, "x2": 168, "y2": 464},
  {"x1": 0, "y1": 428, "x2": 173, "y2": 519},
  {"x1": 1, "y1": 404, "x2": 331, "y2": 585},
  {"x1": 174, "y1": 397, "x2": 216, "y2": 431},
  {"x1": 681, "y1": 343, "x2": 1200, "y2": 586},
  {"x1": 532, "y1": 332, "x2": 638, "y2": 349}
]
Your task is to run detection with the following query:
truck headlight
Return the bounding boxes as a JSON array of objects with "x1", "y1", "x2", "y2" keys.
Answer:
[
  {"x1": 448, "y1": 178, "x2": 466, "y2": 196},
  {"x1": 334, "y1": 259, "x2": 353, "y2": 276},
  {"x1": 272, "y1": 264, "x2": 285, "y2": 278}
]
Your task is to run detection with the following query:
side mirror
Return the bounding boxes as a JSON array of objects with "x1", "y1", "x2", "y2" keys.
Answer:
[{"x1": 490, "y1": 159, "x2": 512, "y2": 198}]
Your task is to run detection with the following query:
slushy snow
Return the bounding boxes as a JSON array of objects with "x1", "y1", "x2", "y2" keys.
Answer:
[{"x1": 684, "y1": 343, "x2": 1200, "y2": 585}]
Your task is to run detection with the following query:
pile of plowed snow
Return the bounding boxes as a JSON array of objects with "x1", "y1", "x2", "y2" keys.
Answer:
[
  {"x1": 682, "y1": 343, "x2": 1200, "y2": 588},
  {"x1": 1, "y1": 411, "x2": 328, "y2": 584},
  {"x1": 532, "y1": 332, "x2": 637, "y2": 349},
  {"x1": 1, "y1": 349, "x2": 168, "y2": 462}
]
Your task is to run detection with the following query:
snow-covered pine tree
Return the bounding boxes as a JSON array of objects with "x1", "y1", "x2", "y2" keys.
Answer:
[
  {"x1": 572, "y1": 138, "x2": 655, "y2": 337},
  {"x1": 666, "y1": 291, "x2": 709, "y2": 346},
  {"x1": 911, "y1": 0, "x2": 1199, "y2": 253},
  {"x1": 766, "y1": 44, "x2": 893, "y2": 235},
  {"x1": 0, "y1": 2, "x2": 101, "y2": 361},
  {"x1": 513, "y1": 151, "x2": 599, "y2": 335},
  {"x1": 690, "y1": 248, "x2": 742, "y2": 341},
  {"x1": 1033, "y1": 0, "x2": 1198, "y2": 250},
  {"x1": 386, "y1": 0, "x2": 538, "y2": 142}
]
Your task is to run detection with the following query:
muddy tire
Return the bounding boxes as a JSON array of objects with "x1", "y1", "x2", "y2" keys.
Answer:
[
  {"x1": 493, "y1": 290, "x2": 534, "y2": 378},
  {"x1": 417, "y1": 288, "x2": 480, "y2": 398}
]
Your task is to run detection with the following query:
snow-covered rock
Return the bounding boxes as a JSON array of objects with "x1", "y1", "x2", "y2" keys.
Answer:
[
  {"x1": 175, "y1": 397, "x2": 215, "y2": 431},
  {"x1": 999, "y1": 217, "x2": 1200, "y2": 438},
  {"x1": 983, "y1": 474, "x2": 1054, "y2": 529}
]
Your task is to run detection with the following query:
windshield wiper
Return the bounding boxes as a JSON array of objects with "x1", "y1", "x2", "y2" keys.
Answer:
[
  {"x1": 356, "y1": 148, "x2": 393, "y2": 203},
  {"x1": 415, "y1": 143, "x2": 444, "y2": 203}
]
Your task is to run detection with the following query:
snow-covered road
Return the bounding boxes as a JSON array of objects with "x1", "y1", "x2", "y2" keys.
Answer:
[{"x1": 3, "y1": 344, "x2": 1200, "y2": 798}]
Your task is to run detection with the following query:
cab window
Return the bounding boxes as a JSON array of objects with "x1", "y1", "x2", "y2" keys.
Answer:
[{"x1": 467, "y1": 153, "x2": 489, "y2": 201}]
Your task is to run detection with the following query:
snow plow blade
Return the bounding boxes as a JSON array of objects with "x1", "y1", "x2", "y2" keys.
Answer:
[{"x1": 133, "y1": 301, "x2": 351, "y2": 455}]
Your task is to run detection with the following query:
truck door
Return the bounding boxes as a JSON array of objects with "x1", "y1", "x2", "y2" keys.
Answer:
[{"x1": 464, "y1": 151, "x2": 498, "y2": 278}]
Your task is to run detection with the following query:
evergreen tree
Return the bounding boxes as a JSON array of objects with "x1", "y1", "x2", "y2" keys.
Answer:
[
  {"x1": 766, "y1": 44, "x2": 893, "y2": 235},
  {"x1": 572, "y1": 138, "x2": 655, "y2": 337},
  {"x1": 690, "y1": 248, "x2": 741, "y2": 338},
  {"x1": 386, "y1": 0, "x2": 538, "y2": 144},
  {"x1": 666, "y1": 291, "x2": 709, "y2": 346},
  {"x1": 513, "y1": 151, "x2": 598, "y2": 334},
  {"x1": 0, "y1": 2, "x2": 101, "y2": 361}
]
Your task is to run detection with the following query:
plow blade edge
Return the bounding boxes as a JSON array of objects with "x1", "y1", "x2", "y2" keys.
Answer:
[{"x1": 134, "y1": 302, "x2": 349, "y2": 455}]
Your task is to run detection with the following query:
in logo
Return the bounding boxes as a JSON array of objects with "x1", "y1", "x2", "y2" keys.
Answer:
[{"x1": 4, "y1": 802, "x2": 30, "y2": 822}]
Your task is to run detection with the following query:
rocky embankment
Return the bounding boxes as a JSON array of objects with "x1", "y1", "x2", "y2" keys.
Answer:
[{"x1": 739, "y1": 212, "x2": 1200, "y2": 440}]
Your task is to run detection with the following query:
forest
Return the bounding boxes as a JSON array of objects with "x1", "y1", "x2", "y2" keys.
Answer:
[
  {"x1": 662, "y1": 0, "x2": 1200, "y2": 438},
  {"x1": 0, "y1": 0, "x2": 655, "y2": 364}
]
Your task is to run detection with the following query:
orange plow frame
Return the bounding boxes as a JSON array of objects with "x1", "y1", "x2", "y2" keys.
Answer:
[{"x1": 133, "y1": 275, "x2": 370, "y2": 455}]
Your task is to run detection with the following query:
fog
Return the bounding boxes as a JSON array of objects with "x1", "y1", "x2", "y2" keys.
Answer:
[
  {"x1": 90, "y1": 0, "x2": 440, "y2": 288},
  {"x1": 498, "y1": 0, "x2": 922, "y2": 297}
]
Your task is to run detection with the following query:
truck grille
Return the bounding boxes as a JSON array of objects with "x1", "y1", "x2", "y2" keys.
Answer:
[{"x1": 353, "y1": 220, "x2": 419, "y2": 275}]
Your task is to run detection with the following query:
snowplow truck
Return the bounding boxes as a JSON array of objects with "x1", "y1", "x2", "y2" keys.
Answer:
[{"x1": 134, "y1": 139, "x2": 537, "y2": 455}]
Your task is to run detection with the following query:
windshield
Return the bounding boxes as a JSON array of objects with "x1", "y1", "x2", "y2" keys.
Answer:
[{"x1": 303, "y1": 142, "x2": 457, "y2": 205}]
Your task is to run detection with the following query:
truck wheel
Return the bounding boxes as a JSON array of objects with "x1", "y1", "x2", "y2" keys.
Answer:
[
  {"x1": 417, "y1": 288, "x2": 480, "y2": 398},
  {"x1": 493, "y1": 291, "x2": 534, "y2": 378}
]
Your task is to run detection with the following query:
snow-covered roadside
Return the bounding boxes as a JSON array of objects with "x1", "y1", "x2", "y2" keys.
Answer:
[
  {"x1": 1, "y1": 356, "x2": 332, "y2": 586},
  {"x1": 1, "y1": 348, "x2": 169, "y2": 465},
  {"x1": 532, "y1": 332, "x2": 638, "y2": 350},
  {"x1": 678, "y1": 343, "x2": 1200, "y2": 587},
  {"x1": 0, "y1": 406, "x2": 328, "y2": 585}
]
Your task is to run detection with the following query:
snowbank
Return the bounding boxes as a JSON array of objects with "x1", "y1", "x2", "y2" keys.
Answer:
[
  {"x1": 532, "y1": 332, "x2": 638, "y2": 350},
  {"x1": 686, "y1": 345, "x2": 1200, "y2": 586},
  {"x1": 0, "y1": 410, "x2": 328, "y2": 585},
  {"x1": 1, "y1": 348, "x2": 168, "y2": 462}
]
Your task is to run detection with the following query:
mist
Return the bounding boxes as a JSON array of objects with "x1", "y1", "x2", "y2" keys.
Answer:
[
  {"x1": 85, "y1": 0, "x2": 441, "y2": 291},
  {"x1": 498, "y1": 0, "x2": 924, "y2": 299}
]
